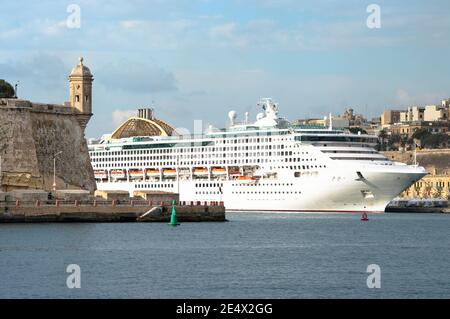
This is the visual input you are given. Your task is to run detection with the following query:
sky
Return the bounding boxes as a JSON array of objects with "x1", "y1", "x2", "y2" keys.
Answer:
[{"x1": 1, "y1": 0, "x2": 450, "y2": 138}]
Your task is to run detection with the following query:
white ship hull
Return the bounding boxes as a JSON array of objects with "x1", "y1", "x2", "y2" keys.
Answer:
[
  {"x1": 95, "y1": 164, "x2": 425, "y2": 213},
  {"x1": 89, "y1": 98, "x2": 427, "y2": 213}
]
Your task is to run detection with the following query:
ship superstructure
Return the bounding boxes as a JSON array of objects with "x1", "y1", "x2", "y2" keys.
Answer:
[{"x1": 88, "y1": 99, "x2": 426, "y2": 212}]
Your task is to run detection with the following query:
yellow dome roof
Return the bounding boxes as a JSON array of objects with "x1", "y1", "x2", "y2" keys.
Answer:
[{"x1": 110, "y1": 116, "x2": 177, "y2": 139}]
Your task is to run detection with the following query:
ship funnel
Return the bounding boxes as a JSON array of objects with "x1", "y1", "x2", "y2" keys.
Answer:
[{"x1": 138, "y1": 108, "x2": 155, "y2": 120}]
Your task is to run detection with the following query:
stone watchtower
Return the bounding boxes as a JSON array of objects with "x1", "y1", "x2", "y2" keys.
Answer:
[{"x1": 69, "y1": 57, "x2": 93, "y2": 130}]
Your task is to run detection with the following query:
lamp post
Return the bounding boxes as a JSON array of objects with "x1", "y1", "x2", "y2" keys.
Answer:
[
  {"x1": 14, "y1": 81, "x2": 19, "y2": 99},
  {"x1": 0, "y1": 155, "x2": 2, "y2": 191},
  {"x1": 53, "y1": 151, "x2": 63, "y2": 192}
]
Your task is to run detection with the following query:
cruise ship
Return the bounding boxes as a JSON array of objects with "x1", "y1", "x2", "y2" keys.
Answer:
[{"x1": 88, "y1": 98, "x2": 427, "y2": 213}]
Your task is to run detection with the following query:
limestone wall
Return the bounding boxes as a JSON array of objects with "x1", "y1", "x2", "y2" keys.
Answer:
[
  {"x1": 0, "y1": 98, "x2": 95, "y2": 192},
  {"x1": 0, "y1": 105, "x2": 42, "y2": 190},
  {"x1": 30, "y1": 111, "x2": 95, "y2": 192},
  {"x1": 383, "y1": 149, "x2": 450, "y2": 199},
  {"x1": 383, "y1": 149, "x2": 450, "y2": 175}
]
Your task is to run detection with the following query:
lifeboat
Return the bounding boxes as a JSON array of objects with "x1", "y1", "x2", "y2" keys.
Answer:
[
  {"x1": 146, "y1": 169, "x2": 160, "y2": 176},
  {"x1": 212, "y1": 167, "x2": 227, "y2": 175},
  {"x1": 236, "y1": 176, "x2": 257, "y2": 184},
  {"x1": 110, "y1": 169, "x2": 126, "y2": 180},
  {"x1": 163, "y1": 169, "x2": 177, "y2": 177},
  {"x1": 229, "y1": 170, "x2": 242, "y2": 176},
  {"x1": 129, "y1": 169, "x2": 144, "y2": 179},
  {"x1": 94, "y1": 170, "x2": 108, "y2": 180},
  {"x1": 193, "y1": 168, "x2": 209, "y2": 175}
]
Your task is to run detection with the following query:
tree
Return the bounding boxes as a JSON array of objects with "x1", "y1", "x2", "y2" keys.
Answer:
[
  {"x1": 387, "y1": 133, "x2": 402, "y2": 150},
  {"x1": 377, "y1": 129, "x2": 388, "y2": 151},
  {"x1": 348, "y1": 127, "x2": 368, "y2": 135},
  {"x1": 422, "y1": 133, "x2": 448, "y2": 149},
  {"x1": 0, "y1": 80, "x2": 15, "y2": 98},
  {"x1": 411, "y1": 128, "x2": 430, "y2": 140},
  {"x1": 409, "y1": 128, "x2": 449, "y2": 149}
]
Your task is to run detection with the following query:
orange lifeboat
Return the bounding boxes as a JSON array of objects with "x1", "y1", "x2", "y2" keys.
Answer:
[
  {"x1": 129, "y1": 169, "x2": 144, "y2": 179},
  {"x1": 193, "y1": 168, "x2": 209, "y2": 175},
  {"x1": 237, "y1": 176, "x2": 257, "y2": 183},
  {"x1": 163, "y1": 169, "x2": 177, "y2": 176},
  {"x1": 146, "y1": 169, "x2": 160, "y2": 176},
  {"x1": 237, "y1": 176, "x2": 256, "y2": 181},
  {"x1": 212, "y1": 167, "x2": 227, "y2": 175}
]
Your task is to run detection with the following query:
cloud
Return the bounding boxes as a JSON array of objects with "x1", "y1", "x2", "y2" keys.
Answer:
[
  {"x1": 394, "y1": 88, "x2": 446, "y2": 107},
  {"x1": 209, "y1": 22, "x2": 237, "y2": 38},
  {"x1": 96, "y1": 62, "x2": 177, "y2": 93},
  {"x1": 119, "y1": 20, "x2": 145, "y2": 30},
  {"x1": 111, "y1": 109, "x2": 137, "y2": 127},
  {"x1": 394, "y1": 89, "x2": 415, "y2": 106},
  {"x1": 114, "y1": 19, "x2": 197, "y2": 49},
  {"x1": 0, "y1": 54, "x2": 68, "y2": 101},
  {"x1": 43, "y1": 20, "x2": 68, "y2": 36}
]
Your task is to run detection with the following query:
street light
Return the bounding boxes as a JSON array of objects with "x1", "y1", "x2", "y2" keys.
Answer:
[
  {"x1": 53, "y1": 151, "x2": 63, "y2": 192},
  {"x1": 14, "y1": 81, "x2": 19, "y2": 99},
  {"x1": 0, "y1": 154, "x2": 2, "y2": 191}
]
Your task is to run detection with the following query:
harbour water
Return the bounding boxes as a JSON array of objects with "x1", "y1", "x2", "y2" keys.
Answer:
[{"x1": 0, "y1": 213, "x2": 449, "y2": 298}]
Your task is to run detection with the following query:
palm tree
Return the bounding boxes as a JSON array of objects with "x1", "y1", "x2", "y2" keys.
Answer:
[{"x1": 378, "y1": 129, "x2": 388, "y2": 151}]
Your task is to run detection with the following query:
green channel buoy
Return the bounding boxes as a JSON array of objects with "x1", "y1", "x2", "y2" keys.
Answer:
[{"x1": 169, "y1": 200, "x2": 180, "y2": 227}]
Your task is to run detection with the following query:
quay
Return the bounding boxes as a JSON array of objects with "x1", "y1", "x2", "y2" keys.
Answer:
[
  {"x1": 0, "y1": 199, "x2": 226, "y2": 223},
  {"x1": 385, "y1": 198, "x2": 448, "y2": 214}
]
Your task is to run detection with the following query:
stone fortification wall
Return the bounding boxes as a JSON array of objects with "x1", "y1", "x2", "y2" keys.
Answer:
[
  {"x1": 0, "y1": 98, "x2": 95, "y2": 192},
  {"x1": 383, "y1": 149, "x2": 450, "y2": 174}
]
